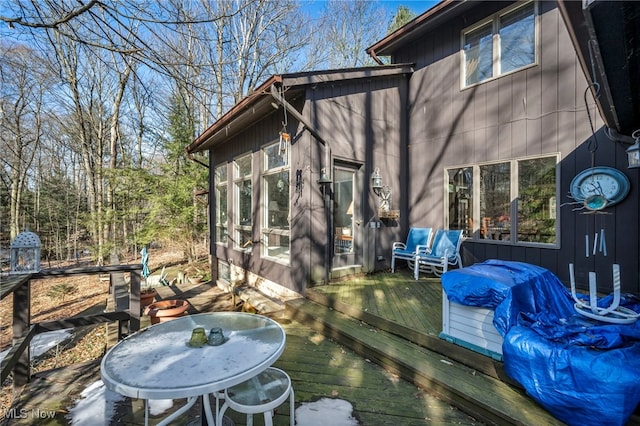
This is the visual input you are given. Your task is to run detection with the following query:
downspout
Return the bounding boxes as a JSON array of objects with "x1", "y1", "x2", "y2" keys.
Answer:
[{"x1": 368, "y1": 48, "x2": 385, "y2": 66}]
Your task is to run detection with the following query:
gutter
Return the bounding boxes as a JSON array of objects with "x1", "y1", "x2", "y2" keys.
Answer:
[
  {"x1": 366, "y1": 0, "x2": 459, "y2": 60},
  {"x1": 186, "y1": 75, "x2": 282, "y2": 153}
]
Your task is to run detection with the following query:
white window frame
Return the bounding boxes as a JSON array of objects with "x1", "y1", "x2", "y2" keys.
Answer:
[
  {"x1": 445, "y1": 153, "x2": 559, "y2": 248},
  {"x1": 261, "y1": 142, "x2": 290, "y2": 264},
  {"x1": 214, "y1": 163, "x2": 228, "y2": 246},
  {"x1": 461, "y1": 1, "x2": 538, "y2": 88},
  {"x1": 233, "y1": 153, "x2": 253, "y2": 252}
]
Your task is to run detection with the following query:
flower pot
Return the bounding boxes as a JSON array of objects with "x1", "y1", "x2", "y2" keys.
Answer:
[
  {"x1": 140, "y1": 289, "x2": 157, "y2": 308},
  {"x1": 144, "y1": 300, "x2": 190, "y2": 324}
]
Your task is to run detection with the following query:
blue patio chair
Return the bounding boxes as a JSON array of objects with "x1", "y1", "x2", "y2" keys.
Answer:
[
  {"x1": 391, "y1": 228, "x2": 433, "y2": 273},
  {"x1": 414, "y1": 229, "x2": 463, "y2": 279}
]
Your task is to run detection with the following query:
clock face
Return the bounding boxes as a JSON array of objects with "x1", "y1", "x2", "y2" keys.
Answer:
[
  {"x1": 569, "y1": 167, "x2": 630, "y2": 209},
  {"x1": 580, "y1": 174, "x2": 620, "y2": 199}
]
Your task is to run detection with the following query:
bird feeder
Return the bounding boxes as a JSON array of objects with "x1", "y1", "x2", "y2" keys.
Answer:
[{"x1": 10, "y1": 230, "x2": 41, "y2": 274}]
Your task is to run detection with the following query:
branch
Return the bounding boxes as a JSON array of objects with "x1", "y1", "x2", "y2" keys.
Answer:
[{"x1": 0, "y1": 0, "x2": 99, "y2": 29}]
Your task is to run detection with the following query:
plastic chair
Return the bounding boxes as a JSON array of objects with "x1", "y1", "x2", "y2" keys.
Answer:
[
  {"x1": 414, "y1": 229, "x2": 463, "y2": 279},
  {"x1": 569, "y1": 263, "x2": 639, "y2": 324},
  {"x1": 218, "y1": 367, "x2": 295, "y2": 426},
  {"x1": 391, "y1": 228, "x2": 433, "y2": 273}
]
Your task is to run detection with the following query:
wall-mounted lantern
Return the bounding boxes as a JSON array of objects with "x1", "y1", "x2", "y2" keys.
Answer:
[
  {"x1": 370, "y1": 168, "x2": 399, "y2": 220},
  {"x1": 318, "y1": 168, "x2": 332, "y2": 196},
  {"x1": 627, "y1": 130, "x2": 640, "y2": 169},
  {"x1": 10, "y1": 229, "x2": 41, "y2": 274},
  {"x1": 371, "y1": 167, "x2": 393, "y2": 213},
  {"x1": 371, "y1": 168, "x2": 384, "y2": 194}
]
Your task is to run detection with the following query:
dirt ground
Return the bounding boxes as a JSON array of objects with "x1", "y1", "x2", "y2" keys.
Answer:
[{"x1": 0, "y1": 248, "x2": 201, "y2": 416}]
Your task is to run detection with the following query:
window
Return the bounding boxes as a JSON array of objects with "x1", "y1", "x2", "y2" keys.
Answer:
[
  {"x1": 333, "y1": 167, "x2": 355, "y2": 255},
  {"x1": 262, "y1": 142, "x2": 290, "y2": 261},
  {"x1": 233, "y1": 154, "x2": 252, "y2": 250},
  {"x1": 214, "y1": 164, "x2": 228, "y2": 245},
  {"x1": 517, "y1": 157, "x2": 557, "y2": 244},
  {"x1": 463, "y1": 1, "x2": 536, "y2": 87},
  {"x1": 447, "y1": 154, "x2": 558, "y2": 245}
]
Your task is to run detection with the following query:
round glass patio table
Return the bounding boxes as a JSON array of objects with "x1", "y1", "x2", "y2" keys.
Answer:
[{"x1": 100, "y1": 312, "x2": 286, "y2": 425}]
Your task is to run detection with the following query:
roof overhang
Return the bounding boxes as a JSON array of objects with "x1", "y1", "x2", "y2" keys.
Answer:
[
  {"x1": 366, "y1": 0, "x2": 474, "y2": 60},
  {"x1": 187, "y1": 65, "x2": 413, "y2": 153},
  {"x1": 557, "y1": 0, "x2": 640, "y2": 138}
]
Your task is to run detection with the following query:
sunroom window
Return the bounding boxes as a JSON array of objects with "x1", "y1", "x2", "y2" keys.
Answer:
[
  {"x1": 447, "y1": 154, "x2": 558, "y2": 246},
  {"x1": 262, "y1": 142, "x2": 290, "y2": 262},
  {"x1": 214, "y1": 164, "x2": 228, "y2": 245},
  {"x1": 463, "y1": 1, "x2": 536, "y2": 87},
  {"x1": 234, "y1": 154, "x2": 252, "y2": 250}
]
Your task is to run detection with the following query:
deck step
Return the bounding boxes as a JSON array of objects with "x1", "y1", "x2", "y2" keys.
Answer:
[
  {"x1": 285, "y1": 297, "x2": 563, "y2": 426},
  {"x1": 305, "y1": 288, "x2": 512, "y2": 384}
]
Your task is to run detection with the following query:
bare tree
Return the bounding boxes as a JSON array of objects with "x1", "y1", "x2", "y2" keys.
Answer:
[
  {"x1": 312, "y1": 0, "x2": 388, "y2": 69},
  {"x1": 0, "y1": 44, "x2": 49, "y2": 239}
]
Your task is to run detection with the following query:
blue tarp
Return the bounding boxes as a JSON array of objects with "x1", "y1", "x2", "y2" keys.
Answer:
[
  {"x1": 441, "y1": 260, "x2": 640, "y2": 425},
  {"x1": 442, "y1": 259, "x2": 575, "y2": 335}
]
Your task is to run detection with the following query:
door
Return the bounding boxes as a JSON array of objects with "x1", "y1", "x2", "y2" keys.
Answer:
[{"x1": 332, "y1": 164, "x2": 361, "y2": 269}]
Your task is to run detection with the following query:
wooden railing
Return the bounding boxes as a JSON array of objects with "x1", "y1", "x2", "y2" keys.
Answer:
[{"x1": 0, "y1": 265, "x2": 142, "y2": 392}]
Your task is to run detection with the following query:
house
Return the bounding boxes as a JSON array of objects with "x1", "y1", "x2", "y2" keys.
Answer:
[{"x1": 186, "y1": 0, "x2": 640, "y2": 298}]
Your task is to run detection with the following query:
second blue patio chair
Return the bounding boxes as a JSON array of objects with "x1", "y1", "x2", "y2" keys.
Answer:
[
  {"x1": 414, "y1": 229, "x2": 463, "y2": 279},
  {"x1": 391, "y1": 227, "x2": 433, "y2": 273}
]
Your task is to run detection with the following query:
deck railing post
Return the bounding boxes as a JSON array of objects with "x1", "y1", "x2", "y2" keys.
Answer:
[
  {"x1": 129, "y1": 270, "x2": 141, "y2": 332},
  {"x1": 12, "y1": 276, "x2": 31, "y2": 388}
]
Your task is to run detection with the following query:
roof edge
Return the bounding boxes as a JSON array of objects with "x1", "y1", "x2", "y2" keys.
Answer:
[
  {"x1": 186, "y1": 75, "x2": 282, "y2": 154},
  {"x1": 187, "y1": 65, "x2": 414, "y2": 154},
  {"x1": 366, "y1": 0, "x2": 459, "y2": 58}
]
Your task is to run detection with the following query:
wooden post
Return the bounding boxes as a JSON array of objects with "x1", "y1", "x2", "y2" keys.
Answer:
[
  {"x1": 12, "y1": 276, "x2": 31, "y2": 388},
  {"x1": 129, "y1": 270, "x2": 141, "y2": 332}
]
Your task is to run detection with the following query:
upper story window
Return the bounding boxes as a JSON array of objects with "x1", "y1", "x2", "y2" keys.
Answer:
[
  {"x1": 262, "y1": 142, "x2": 290, "y2": 263},
  {"x1": 233, "y1": 154, "x2": 252, "y2": 251},
  {"x1": 214, "y1": 163, "x2": 228, "y2": 245},
  {"x1": 447, "y1": 154, "x2": 558, "y2": 246},
  {"x1": 462, "y1": 1, "x2": 536, "y2": 87}
]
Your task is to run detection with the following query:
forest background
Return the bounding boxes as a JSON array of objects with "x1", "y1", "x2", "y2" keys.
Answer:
[{"x1": 0, "y1": 0, "x2": 427, "y2": 267}]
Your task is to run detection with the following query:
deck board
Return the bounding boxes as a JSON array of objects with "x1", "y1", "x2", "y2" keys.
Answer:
[
  {"x1": 7, "y1": 279, "x2": 479, "y2": 425},
  {"x1": 311, "y1": 270, "x2": 442, "y2": 336}
]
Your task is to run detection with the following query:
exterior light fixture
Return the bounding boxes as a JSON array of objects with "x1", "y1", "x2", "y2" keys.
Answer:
[
  {"x1": 318, "y1": 168, "x2": 332, "y2": 185},
  {"x1": 318, "y1": 168, "x2": 332, "y2": 197},
  {"x1": 371, "y1": 167, "x2": 393, "y2": 213},
  {"x1": 627, "y1": 130, "x2": 640, "y2": 169},
  {"x1": 371, "y1": 168, "x2": 383, "y2": 195}
]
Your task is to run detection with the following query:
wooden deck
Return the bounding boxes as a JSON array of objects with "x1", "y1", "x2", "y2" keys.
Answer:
[
  {"x1": 296, "y1": 269, "x2": 640, "y2": 426},
  {"x1": 6, "y1": 268, "x2": 639, "y2": 425},
  {"x1": 308, "y1": 272, "x2": 443, "y2": 336},
  {"x1": 3, "y1": 278, "x2": 479, "y2": 425}
]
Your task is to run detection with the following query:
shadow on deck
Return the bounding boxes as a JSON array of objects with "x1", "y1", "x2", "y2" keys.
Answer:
[
  {"x1": 6, "y1": 268, "x2": 638, "y2": 425},
  {"x1": 2, "y1": 276, "x2": 479, "y2": 426}
]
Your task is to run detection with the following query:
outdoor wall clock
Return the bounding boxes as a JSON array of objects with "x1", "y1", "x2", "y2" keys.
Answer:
[{"x1": 569, "y1": 166, "x2": 630, "y2": 210}]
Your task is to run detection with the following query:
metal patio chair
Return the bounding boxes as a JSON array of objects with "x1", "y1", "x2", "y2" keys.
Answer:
[
  {"x1": 414, "y1": 229, "x2": 463, "y2": 279},
  {"x1": 391, "y1": 227, "x2": 433, "y2": 273},
  {"x1": 569, "y1": 263, "x2": 639, "y2": 324}
]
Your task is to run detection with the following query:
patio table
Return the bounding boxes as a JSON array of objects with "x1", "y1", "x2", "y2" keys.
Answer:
[{"x1": 100, "y1": 312, "x2": 286, "y2": 426}]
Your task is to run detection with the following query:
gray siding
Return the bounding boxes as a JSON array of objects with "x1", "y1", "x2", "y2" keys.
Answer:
[
  {"x1": 209, "y1": 75, "x2": 408, "y2": 293},
  {"x1": 392, "y1": 1, "x2": 639, "y2": 293}
]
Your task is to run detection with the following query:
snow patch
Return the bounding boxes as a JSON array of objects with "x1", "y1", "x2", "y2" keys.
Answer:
[
  {"x1": 295, "y1": 398, "x2": 359, "y2": 426},
  {"x1": 66, "y1": 380, "x2": 125, "y2": 426}
]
